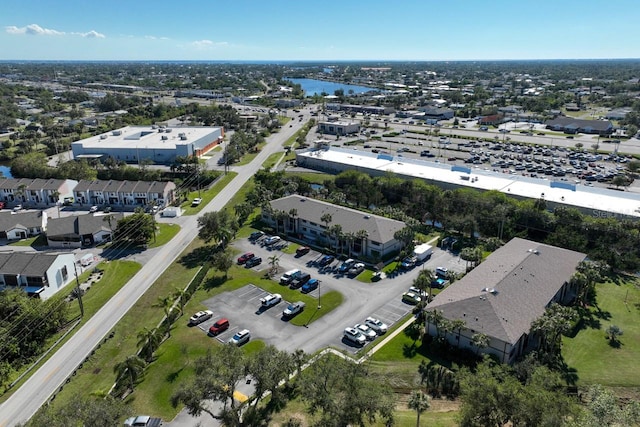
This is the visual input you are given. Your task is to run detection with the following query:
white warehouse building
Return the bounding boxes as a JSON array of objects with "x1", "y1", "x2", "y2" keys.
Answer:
[{"x1": 72, "y1": 125, "x2": 224, "y2": 164}]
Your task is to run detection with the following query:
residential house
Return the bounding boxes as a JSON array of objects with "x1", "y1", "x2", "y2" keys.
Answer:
[
  {"x1": 72, "y1": 180, "x2": 176, "y2": 209},
  {"x1": 262, "y1": 195, "x2": 406, "y2": 260},
  {"x1": 425, "y1": 238, "x2": 586, "y2": 364},
  {"x1": 0, "y1": 178, "x2": 77, "y2": 207},
  {"x1": 0, "y1": 211, "x2": 48, "y2": 240},
  {"x1": 0, "y1": 252, "x2": 76, "y2": 300},
  {"x1": 46, "y1": 213, "x2": 123, "y2": 248}
]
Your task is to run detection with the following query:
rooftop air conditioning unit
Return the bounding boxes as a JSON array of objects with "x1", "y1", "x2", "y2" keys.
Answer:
[
  {"x1": 161, "y1": 135, "x2": 168, "y2": 141},
  {"x1": 112, "y1": 130, "x2": 122, "y2": 136},
  {"x1": 158, "y1": 128, "x2": 164, "y2": 133},
  {"x1": 100, "y1": 134, "x2": 108, "y2": 140},
  {"x1": 180, "y1": 135, "x2": 187, "y2": 141},
  {"x1": 178, "y1": 132, "x2": 186, "y2": 138},
  {"x1": 165, "y1": 128, "x2": 172, "y2": 133}
]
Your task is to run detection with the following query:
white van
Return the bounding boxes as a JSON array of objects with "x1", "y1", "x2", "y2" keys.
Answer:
[
  {"x1": 435, "y1": 267, "x2": 449, "y2": 278},
  {"x1": 279, "y1": 269, "x2": 301, "y2": 285}
]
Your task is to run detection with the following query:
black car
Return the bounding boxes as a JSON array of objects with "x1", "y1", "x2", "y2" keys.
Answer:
[
  {"x1": 290, "y1": 272, "x2": 311, "y2": 289},
  {"x1": 245, "y1": 257, "x2": 262, "y2": 268},
  {"x1": 249, "y1": 231, "x2": 265, "y2": 241},
  {"x1": 318, "y1": 255, "x2": 335, "y2": 267}
]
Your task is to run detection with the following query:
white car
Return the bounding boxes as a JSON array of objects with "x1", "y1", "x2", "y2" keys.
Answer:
[
  {"x1": 189, "y1": 310, "x2": 213, "y2": 325},
  {"x1": 89, "y1": 206, "x2": 98, "y2": 213},
  {"x1": 348, "y1": 262, "x2": 365, "y2": 276},
  {"x1": 228, "y1": 329, "x2": 251, "y2": 346},
  {"x1": 343, "y1": 327, "x2": 366, "y2": 346},
  {"x1": 260, "y1": 293, "x2": 282, "y2": 308},
  {"x1": 264, "y1": 235, "x2": 281, "y2": 246},
  {"x1": 409, "y1": 286, "x2": 429, "y2": 299},
  {"x1": 365, "y1": 317, "x2": 388, "y2": 334},
  {"x1": 354, "y1": 323, "x2": 377, "y2": 340},
  {"x1": 191, "y1": 198, "x2": 202, "y2": 207}
]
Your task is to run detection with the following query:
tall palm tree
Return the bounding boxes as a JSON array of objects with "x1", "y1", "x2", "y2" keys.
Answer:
[
  {"x1": 172, "y1": 287, "x2": 188, "y2": 315},
  {"x1": 137, "y1": 328, "x2": 161, "y2": 363},
  {"x1": 113, "y1": 355, "x2": 145, "y2": 392},
  {"x1": 355, "y1": 229, "x2": 369, "y2": 257},
  {"x1": 320, "y1": 212, "x2": 332, "y2": 244},
  {"x1": 288, "y1": 208, "x2": 298, "y2": 235},
  {"x1": 268, "y1": 255, "x2": 280, "y2": 277},
  {"x1": 408, "y1": 390, "x2": 430, "y2": 427},
  {"x1": 471, "y1": 333, "x2": 489, "y2": 356},
  {"x1": 450, "y1": 319, "x2": 467, "y2": 349},
  {"x1": 413, "y1": 269, "x2": 434, "y2": 311}
]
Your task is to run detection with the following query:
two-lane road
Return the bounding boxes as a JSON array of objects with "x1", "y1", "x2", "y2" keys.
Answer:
[{"x1": 0, "y1": 117, "x2": 307, "y2": 427}]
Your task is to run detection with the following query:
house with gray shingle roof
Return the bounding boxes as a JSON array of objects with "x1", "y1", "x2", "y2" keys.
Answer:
[
  {"x1": 72, "y1": 179, "x2": 176, "y2": 209},
  {"x1": 46, "y1": 213, "x2": 122, "y2": 248},
  {"x1": 0, "y1": 252, "x2": 76, "y2": 299},
  {"x1": 263, "y1": 195, "x2": 406, "y2": 260},
  {"x1": 426, "y1": 237, "x2": 586, "y2": 364},
  {"x1": 0, "y1": 211, "x2": 48, "y2": 240}
]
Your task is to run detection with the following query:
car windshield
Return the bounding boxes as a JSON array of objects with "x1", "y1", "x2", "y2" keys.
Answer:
[{"x1": 287, "y1": 304, "x2": 296, "y2": 310}]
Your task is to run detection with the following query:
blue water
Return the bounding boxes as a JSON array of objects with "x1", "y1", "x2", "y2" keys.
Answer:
[{"x1": 286, "y1": 78, "x2": 377, "y2": 97}]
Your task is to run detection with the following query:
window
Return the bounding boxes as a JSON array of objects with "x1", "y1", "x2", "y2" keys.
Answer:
[
  {"x1": 61, "y1": 265, "x2": 68, "y2": 280},
  {"x1": 370, "y1": 241, "x2": 381, "y2": 246},
  {"x1": 310, "y1": 222, "x2": 317, "y2": 227}
]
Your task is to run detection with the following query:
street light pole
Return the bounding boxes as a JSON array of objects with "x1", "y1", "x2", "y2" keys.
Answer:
[{"x1": 317, "y1": 280, "x2": 321, "y2": 309}]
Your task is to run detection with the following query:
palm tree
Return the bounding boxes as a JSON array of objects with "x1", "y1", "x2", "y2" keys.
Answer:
[
  {"x1": 450, "y1": 319, "x2": 467, "y2": 349},
  {"x1": 113, "y1": 355, "x2": 145, "y2": 392},
  {"x1": 268, "y1": 255, "x2": 280, "y2": 277},
  {"x1": 288, "y1": 208, "x2": 298, "y2": 235},
  {"x1": 154, "y1": 295, "x2": 174, "y2": 337},
  {"x1": 471, "y1": 333, "x2": 489, "y2": 356},
  {"x1": 408, "y1": 390, "x2": 430, "y2": 427},
  {"x1": 355, "y1": 229, "x2": 369, "y2": 257},
  {"x1": 320, "y1": 212, "x2": 332, "y2": 244},
  {"x1": 173, "y1": 287, "x2": 188, "y2": 315},
  {"x1": 328, "y1": 224, "x2": 343, "y2": 253},
  {"x1": 15, "y1": 184, "x2": 27, "y2": 204},
  {"x1": 137, "y1": 328, "x2": 161, "y2": 363},
  {"x1": 344, "y1": 232, "x2": 356, "y2": 258},
  {"x1": 424, "y1": 309, "x2": 445, "y2": 342},
  {"x1": 413, "y1": 269, "x2": 434, "y2": 311}
]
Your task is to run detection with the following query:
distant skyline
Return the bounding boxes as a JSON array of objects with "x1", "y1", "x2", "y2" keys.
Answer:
[{"x1": 2, "y1": 0, "x2": 639, "y2": 62}]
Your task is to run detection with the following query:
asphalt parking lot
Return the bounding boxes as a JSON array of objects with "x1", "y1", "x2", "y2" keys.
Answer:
[{"x1": 193, "y1": 235, "x2": 466, "y2": 354}]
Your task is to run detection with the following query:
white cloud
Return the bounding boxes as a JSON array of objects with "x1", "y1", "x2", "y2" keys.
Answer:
[
  {"x1": 5, "y1": 24, "x2": 105, "y2": 38},
  {"x1": 190, "y1": 39, "x2": 228, "y2": 49},
  {"x1": 145, "y1": 35, "x2": 170, "y2": 41},
  {"x1": 81, "y1": 30, "x2": 105, "y2": 39},
  {"x1": 6, "y1": 24, "x2": 64, "y2": 36}
]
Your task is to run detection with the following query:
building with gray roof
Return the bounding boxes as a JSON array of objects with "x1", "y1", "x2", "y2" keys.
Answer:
[
  {"x1": 0, "y1": 252, "x2": 76, "y2": 300},
  {"x1": 72, "y1": 179, "x2": 176, "y2": 209},
  {"x1": 426, "y1": 237, "x2": 586, "y2": 363},
  {"x1": 263, "y1": 195, "x2": 406, "y2": 260},
  {"x1": 71, "y1": 125, "x2": 224, "y2": 164},
  {"x1": 46, "y1": 213, "x2": 122, "y2": 248},
  {"x1": 0, "y1": 178, "x2": 77, "y2": 208},
  {"x1": 0, "y1": 211, "x2": 48, "y2": 240}
]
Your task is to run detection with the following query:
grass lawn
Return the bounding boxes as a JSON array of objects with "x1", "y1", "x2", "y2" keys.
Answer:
[
  {"x1": 235, "y1": 144, "x2": 266, "y2": 166},
  {"x1": 148, "y1": 223, "x2": 181, "y2": 248},
  {"x1": 7, "y1": 234, "x2": 47, "y2": 247},
  {"x1": 262, "y1": 152, "x2": 285, "y2": 170},
  {"x1": 180, "y1": 172, "x2": 237, "y2": 215},
  {"x1": 563, "y1": 276, "x2": 640, "y2": 387}
]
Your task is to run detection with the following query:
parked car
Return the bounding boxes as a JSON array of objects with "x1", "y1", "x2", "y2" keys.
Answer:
[
  {"x1": 191, "y1": 198, "x2": 202, "y2": 207},
  {"x1": 189, "y1": 310, "x2": 213, "y2": 325},
  {"x1": 89, "y1": 205, "x2": 98, "y2": 213},
  {"x1": 296, "y1": 246, "x2": 311, "y2": 256},
  {"x1": 290, "y1": 272, "x2": 311, "y2": 289},
  {"x1": 435, "y1": 267, "x2": 449, "y2": 278},
  {"x1": 400, "y1": 256, "x2": 417, "y2": 269},
  {"x1": 264, "y1": 235, "x2": 281, "y2": 246},
  {"x1": 365, "y1": 317, "x2": 388, "y2": 334},
  {"x1": 402, "y1": 292, "x2": 421, "y2": 305},
  {"x1": 245, "y1": 257, "x2": 262, "y2": 268},
  {"x1": 283, "y1": 301, "x2": 305, "y2": 318},
  {"x1": 237, "y1": 252, "x2": 255, "y2": 264},
  {"x1": 249, "y1": 231, "x2": 264, "y2": 241},
  {"x1": 103, "y1": 206, "x2": 112, "y2": 213},
  {"x1": 208, "y1": 318, "x2": 230, "y2": 335},
  {"x1": 301, "y1": 278, "x2": 319, "y2": 293},
  {"x1": 228, "y1": 329, "x2": 251, "y2": 346},
  {"x1": 337, "y1": 259, "x2": 356, "y2": 274},
  {"x1": 354, "y1": 323, "x2": 377, "y2": 340},
  {"x1": 260, "y1": 293, "x2": 282, "y2": 308},
  {"x1": 343, "y1": 327, "x2": 366, "y2": 346},
  {"x1": 348, "y1": 262, "x2": 365, "y2": 276},
  {"x1": 318, "y1": 254, "x2": 335, "y2": 267},
  {"x1": 279, "y1": 269, "x2": 301, "y2": 285},
  {"x1": 12, "y1": 204, "x2": 22, "y2": 212}
]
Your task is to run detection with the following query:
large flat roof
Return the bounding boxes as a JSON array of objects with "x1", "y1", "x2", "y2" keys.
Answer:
[
  {"x1": 72, "y1": 125, "x2": 222, "y2": 151},
  {"x1": 297, "y1": 148, "x2": 640, "y2": 219}
]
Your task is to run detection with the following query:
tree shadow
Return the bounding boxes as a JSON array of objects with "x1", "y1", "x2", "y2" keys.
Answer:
[
  {"x1": 166, "y1": 367, "x2": 184, "y2": 383},
  {"x1": 101, "y1": 246, "x2": 144, "y2": 261},
  {"x1": 202, "y1": 275, "x2": 227, "y2": 291},
  {"x1": 179, "y1": 245, "x2": 215, "y2": 268},
  {"x1": 402, "y1": 342, "x2": 418, "y2": 358},
  {"x1": 607, "y1": 339, "x2": 623, "y2": 349}
]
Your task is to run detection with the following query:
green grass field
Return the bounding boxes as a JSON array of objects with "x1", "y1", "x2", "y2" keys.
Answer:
[
  {"x1": 180, "y1": 172, "x2": 237, "y2": 215},
  {"x1": 562, "y1": 276, "x2": 640, "y2": 387},
  {"x1": 148, "y1": 223, "x2": 181, "y2": 248}
]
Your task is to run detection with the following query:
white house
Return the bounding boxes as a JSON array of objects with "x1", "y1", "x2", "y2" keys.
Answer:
[
  {"x1": 0, "y1": 252, "x2": 77, "y2": 300},
  {"x1": 0, "y1": 211, "x2": 48, "y2": 240}
]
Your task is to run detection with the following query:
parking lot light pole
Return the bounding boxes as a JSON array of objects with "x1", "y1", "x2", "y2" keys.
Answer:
[{"x1": 317, "y1": 280, "x2": 321, "y2": 309}]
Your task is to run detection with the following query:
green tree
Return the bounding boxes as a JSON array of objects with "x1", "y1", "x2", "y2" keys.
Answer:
[
  {"x1": 530, "y1": 303, "x2": 577, "y2": 359},
  {"x1": 211, "y1": 248, "x2": 234, "y2": 280},
  {"x1": 299, "y1": 354, "x2": 395, "y2": 427},
  {"x1": 197, "y1": 210, "x2": 238, "y2": 248},
  {"x1": 605, "y1": 324, "x2": 623, "y2": 345},
  {"x1": 113, "y1": 355, "x2": 146, "y2": 393},
  {"x1": 408, "y1": 389, "x2": 430, "y2": 427},
  {"x1": 113, "y1": 211, "x2": 155, "y2": 246},
  {"x1": 268, "y1": 254, "x2": 280, "y2": 277},
  {"x1": 246, "y1": 345, "x2": 294, "y2": 407},
  {"x1": 25, "y1": 393, "x2": 128, "y2": 427},
  {"x1": 413, "y1": 269, "x2": 434, "y2": 311},
  {"x1": 137, "y1": 327, "x2": 161, "y2": 363},
  {"x1": 471, "y1": 333, "x2": 489, "y2": 356}
]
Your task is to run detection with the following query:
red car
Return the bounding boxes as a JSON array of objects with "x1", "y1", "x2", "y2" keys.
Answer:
[
  {"x1": 237, "y1": 252, "x2": 255, "y2": 264},
  {"x1": 208, "y1": 318, "x2": 230, "y2": 335}
]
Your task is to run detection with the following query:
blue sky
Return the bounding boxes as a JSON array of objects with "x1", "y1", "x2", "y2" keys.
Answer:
[{"x1": 1, "y1": 0, "x2": 638, "y2": 61}]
